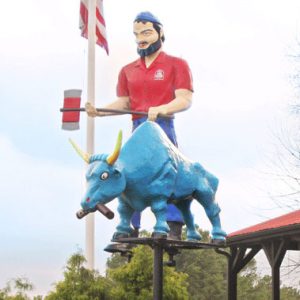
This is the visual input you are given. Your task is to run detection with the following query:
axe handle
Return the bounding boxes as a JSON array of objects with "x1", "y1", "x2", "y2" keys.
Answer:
[
  {"x1": 76, "y1": 204, "x2": 114, "y2": 220},
  {"x1": 96, "y1": 204, "x2": 114, "y2": 219},
  {"x1": 60, "y1": 107, "x2": 174, "y2": 119}
]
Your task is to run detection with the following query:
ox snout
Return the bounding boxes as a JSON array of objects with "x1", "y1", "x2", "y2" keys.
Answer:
[
  {"x1": 81, "y1": 196, "x2": 93, "y2": 210},
  {"x1": 81, "y1": 189, "x2": 96, "y2": 209}
]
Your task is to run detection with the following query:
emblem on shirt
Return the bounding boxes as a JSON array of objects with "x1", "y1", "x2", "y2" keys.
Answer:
[{"x1": 154, "y1": 69, "x2": 164, "y2": 80}]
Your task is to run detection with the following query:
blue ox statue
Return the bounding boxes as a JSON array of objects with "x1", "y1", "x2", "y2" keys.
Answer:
[{"x1": 71, "y1": 121, "x2": 226, "y2": 242}]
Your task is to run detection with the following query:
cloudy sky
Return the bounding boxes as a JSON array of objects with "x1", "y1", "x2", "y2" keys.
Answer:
[{"x1": 1, "y1": 0, "x2": 300, "y2": 296}]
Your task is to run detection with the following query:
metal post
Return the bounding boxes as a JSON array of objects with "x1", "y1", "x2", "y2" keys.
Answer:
[
  {"x1": 272, "y1": 265, "x2": 280, "y2": 300},
  {"x1": 215, "y1": 247, "x2": 237, "y2": 300},
  {"x1": 153, "y1": 242, "x2": 164, "y2": 300},
  {"x1": 85, "y1": 0, "x2": 96, "y2": 270},
  {"x1": 263, "y1": 240, "x2": 287, "y2": 300},
  {"x1": 227, "y1": 264, "x2": 237, "y2": 300},
  {"x1": 220, "y1": 248, "x2": 237, "y2": 300}
]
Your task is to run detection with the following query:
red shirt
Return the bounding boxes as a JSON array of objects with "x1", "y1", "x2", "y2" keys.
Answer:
[{"x1": 117, "y1": 51, "x2": 193, "y2": 119}]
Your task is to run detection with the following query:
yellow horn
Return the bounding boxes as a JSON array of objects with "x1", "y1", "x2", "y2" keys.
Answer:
[
  {"x1": 69, "y1": 139, "x2": 91, "y2": 163},
  {"x1": 107, "y1": 130, "x2": 122, "y2": 165}
]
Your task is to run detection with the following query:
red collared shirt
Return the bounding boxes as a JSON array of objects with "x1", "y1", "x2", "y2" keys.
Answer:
[{"x1": 117, "y1": 51, "x2": 193, "y2": 119}]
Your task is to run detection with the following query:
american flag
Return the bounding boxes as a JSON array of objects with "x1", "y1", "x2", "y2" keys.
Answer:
[{"x1": 79, "y1": 0, "x2": 109, "y2": 55}]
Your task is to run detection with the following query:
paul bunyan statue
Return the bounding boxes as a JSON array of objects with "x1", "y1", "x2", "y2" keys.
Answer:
[{"x1": 71, "y1": 121, "x2": 226, "y2": 243}]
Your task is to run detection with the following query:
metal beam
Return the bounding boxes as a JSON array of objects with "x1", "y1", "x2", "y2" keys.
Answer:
[
  {"x1": 220, "y1": 246, "x2": 261, "y2": 300},
  {"x1": 153, "y1": 242, "x2": 164, "y2": 300},
  {"x1": 263, "y1": 239, "x2": 287, "y2": 300}
]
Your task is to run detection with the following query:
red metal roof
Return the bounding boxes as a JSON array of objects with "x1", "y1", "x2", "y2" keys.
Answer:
[{"x1": 228, "y1": 209, "x2": 300, "y2": 237}]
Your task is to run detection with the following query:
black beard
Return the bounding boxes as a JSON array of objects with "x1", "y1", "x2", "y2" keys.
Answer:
[{"x1": 137, "y1": 39, "x2": 162, "y2": 57}]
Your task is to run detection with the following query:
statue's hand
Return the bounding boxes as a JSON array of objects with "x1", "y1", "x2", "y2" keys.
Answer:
[
  {"x1": 85, "y1": 102, "x2": 98, "y2": 117},
  {"x1": 148, "y1": 105, "x2": 168, "y2": 121}
]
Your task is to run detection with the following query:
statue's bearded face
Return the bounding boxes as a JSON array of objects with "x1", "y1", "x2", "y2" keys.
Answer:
[{"x1": 133, "y1": 21, "x2": 161, "y2": 56}]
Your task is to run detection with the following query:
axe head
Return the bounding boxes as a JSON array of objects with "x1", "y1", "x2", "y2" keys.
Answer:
[{"x1": 62, "y1": 89, "x2": 82, "y2": 130}]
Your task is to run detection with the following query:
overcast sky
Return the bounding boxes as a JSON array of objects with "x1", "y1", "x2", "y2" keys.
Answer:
[{"x1": 1, "y1": 0, "x2": 300, "y2": 296}]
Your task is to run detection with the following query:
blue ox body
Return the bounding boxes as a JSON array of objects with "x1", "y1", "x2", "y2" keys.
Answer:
[{"x1": 73, "y1": 121, "x2": 226, "y2": 241}]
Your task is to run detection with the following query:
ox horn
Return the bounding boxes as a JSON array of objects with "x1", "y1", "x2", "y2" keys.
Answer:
[
  {"x1": 69, "y1": 139, "x2": 91, "y2": 163},
  {"x1": 107, "y1": 130, "x2": 122, "y2": 165}
]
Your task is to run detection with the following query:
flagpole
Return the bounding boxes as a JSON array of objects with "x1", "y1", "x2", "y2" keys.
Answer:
[{"x1": 86, "y1": 0, "x2": 96, "y2": 270}]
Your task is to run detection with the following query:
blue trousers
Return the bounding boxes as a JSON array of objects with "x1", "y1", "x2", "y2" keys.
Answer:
[{"x1": 131, "y1": 117, "x2": 184, "y2": 228}]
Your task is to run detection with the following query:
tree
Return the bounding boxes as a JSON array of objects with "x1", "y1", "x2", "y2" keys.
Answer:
[
  {"x1": 45, "y1": 252, "x2": 113, "y2": 300},
  {"x1": 107, "y1": 245, "x2": 189, "y2": 300},
  {"x1": 1, "y1": 242, "x2": 299, "y2": 299},
  {"x1": 175, "y1": 228, "x2": 300, "y2": 299},
  {"x1": 266, "y1": 122, "x2": 300, "y2": 210},
  {"x1": 106, "y1": 228, "x2": 300, "y2": 299},
  {"x1": 281, "y1": 285, "x2": 300, "y2": 300},
  {"x1": 237, "y1": 265, "x2": 271, "y2": 300},
  {"x1": 175, "y1": 229, "x2": 227, "y2": 299},
  {"x1": 260, "y1": 42, "x2": 300, "y2": 287},
  {"x1": 0, "y1": 277, "x2": 42, "y2": 300},
  {"x1": 262, "y1": 41, "x2": 300, "y2": 209}
]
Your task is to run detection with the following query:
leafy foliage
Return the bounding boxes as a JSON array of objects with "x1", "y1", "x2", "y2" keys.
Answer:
[
  {"x1": 107, "y1": 245, "x2": 189, "y2": 300},
  {"x1": 45, "y1": 253, "x2": 113, "y2": 300},
  {"x1": 0, "y1": 277, "x2": 41, "y2": 300},
  {"x1": 175, "y1": 228, "x2": 300, "y2": 300},
  {"x1": 1, "y1": 233, "x2": 300, "y2": 299},
  {"x1": 175, "y1": 229, "x2": 227, "y2": 299}
]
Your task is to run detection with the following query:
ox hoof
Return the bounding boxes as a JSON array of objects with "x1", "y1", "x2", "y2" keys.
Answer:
[
  {"x1": 212, "y1": 228, "x2": 227, "y2": 238},
  {"x1": 151, "y1": 232, "x2": 167, "y2": 239},
  {"x1": 112, "y1": 232, "x2": 130, "y2": 240},
  {"x1": 187, "y1": 231, "x2": 202, "y2": 241}
]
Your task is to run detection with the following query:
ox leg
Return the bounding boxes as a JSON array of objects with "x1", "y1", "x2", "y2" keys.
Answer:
[
  {"x1": 194, "y1": 189, "x2": 227, "y2": 241},
  {"x1": 151, "y1": 199, "x2": 169, "y2": 237},
  {"x1": 175, "y1": 199, "x2": 201, "y2": 241},
  {"x1": 114, "y1": 200, "x2": 135, "y2": 239}
]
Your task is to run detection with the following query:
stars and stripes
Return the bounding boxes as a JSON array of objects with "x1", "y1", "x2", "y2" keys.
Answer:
[{"x1": 79, "y1": 0, "x2": 109, "y2": 54}]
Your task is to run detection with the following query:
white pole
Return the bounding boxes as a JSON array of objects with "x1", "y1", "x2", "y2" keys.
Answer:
[{"x1": 86, "y1": 0, "x2": 96, "y2": 270}]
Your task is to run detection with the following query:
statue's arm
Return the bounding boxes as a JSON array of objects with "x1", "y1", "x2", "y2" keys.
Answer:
[
  {"x1": 85, "y1": 96, "x2": 130, "y2": 117},
  {"x1": 148, "y1": 89, "x2": 193, "y2": 121}
]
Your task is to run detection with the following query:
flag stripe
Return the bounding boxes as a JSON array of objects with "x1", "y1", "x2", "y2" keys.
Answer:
[
  {"x1": 96, "y1": 26, "x2": 109, "y2": 53},
  {"x1": 96, "y1": 0, "x2": 106, "y2": 26},
  {"x1": 79, "y1": 0, "x2": 109, "y2": 55},
  {"x1": 96, "y1": 20, "x2": 107, "y2": 39},
  {"x1": 79, "y1": 0, "x2": 88, "y2": 38}
]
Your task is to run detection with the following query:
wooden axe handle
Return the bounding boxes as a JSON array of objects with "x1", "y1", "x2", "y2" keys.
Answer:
[
  {"x1": 76, "y1": 204, "x2": 114, "y2": 220},
  {"x1": 60, "y1": 107, "x2": 174, "y2": 119},
  {"x1": 96, "y1": 204, "x2": 114, "y2": 219}
]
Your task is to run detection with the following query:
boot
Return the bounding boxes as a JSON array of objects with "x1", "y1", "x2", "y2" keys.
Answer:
[
  {"x1": 104, "y1": 242, "x2": 133, "y2": 254},
  {"x1": 104, "y1": 228, "x2": 139, "y2": 254},
  {"x1": 131, "y1": 227, "x2": 139, "y2": 238},
  {"x1": 167, "y1": 221, "x2": 183, "y2": 240}
]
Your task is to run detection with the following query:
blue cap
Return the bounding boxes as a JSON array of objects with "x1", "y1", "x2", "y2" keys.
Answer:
[{"x1": 134, "y1": 11, "x2": 162, "y2": 26}]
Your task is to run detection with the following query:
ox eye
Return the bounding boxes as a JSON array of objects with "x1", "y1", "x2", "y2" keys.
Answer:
[{"x1": 100, "y1": 172, "x2": 109, "y2": 180}]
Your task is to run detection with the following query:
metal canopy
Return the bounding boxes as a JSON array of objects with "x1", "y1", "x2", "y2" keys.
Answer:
[
  {"x1": 225, "y1": 210, "x2": 300, "y2": 300},
  {"x1": 111, "y1": 210, "x2": 300, "y2": 300}
]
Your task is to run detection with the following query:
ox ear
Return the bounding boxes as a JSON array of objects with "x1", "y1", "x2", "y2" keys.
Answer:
[
  {"x1": 107, "y1": 130, "x2": 122, "y2": 165},
  {"x1": 114, "y1": 168, "x2": 122, "y2": 177},
  {"x1": 69, "y1": 139, "x2": 91, "y2": 163}
]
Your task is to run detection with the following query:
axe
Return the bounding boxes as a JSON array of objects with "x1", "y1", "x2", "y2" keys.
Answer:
[{"x1": 61, "y1": 89, "x2": 173, "y2": 130}]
